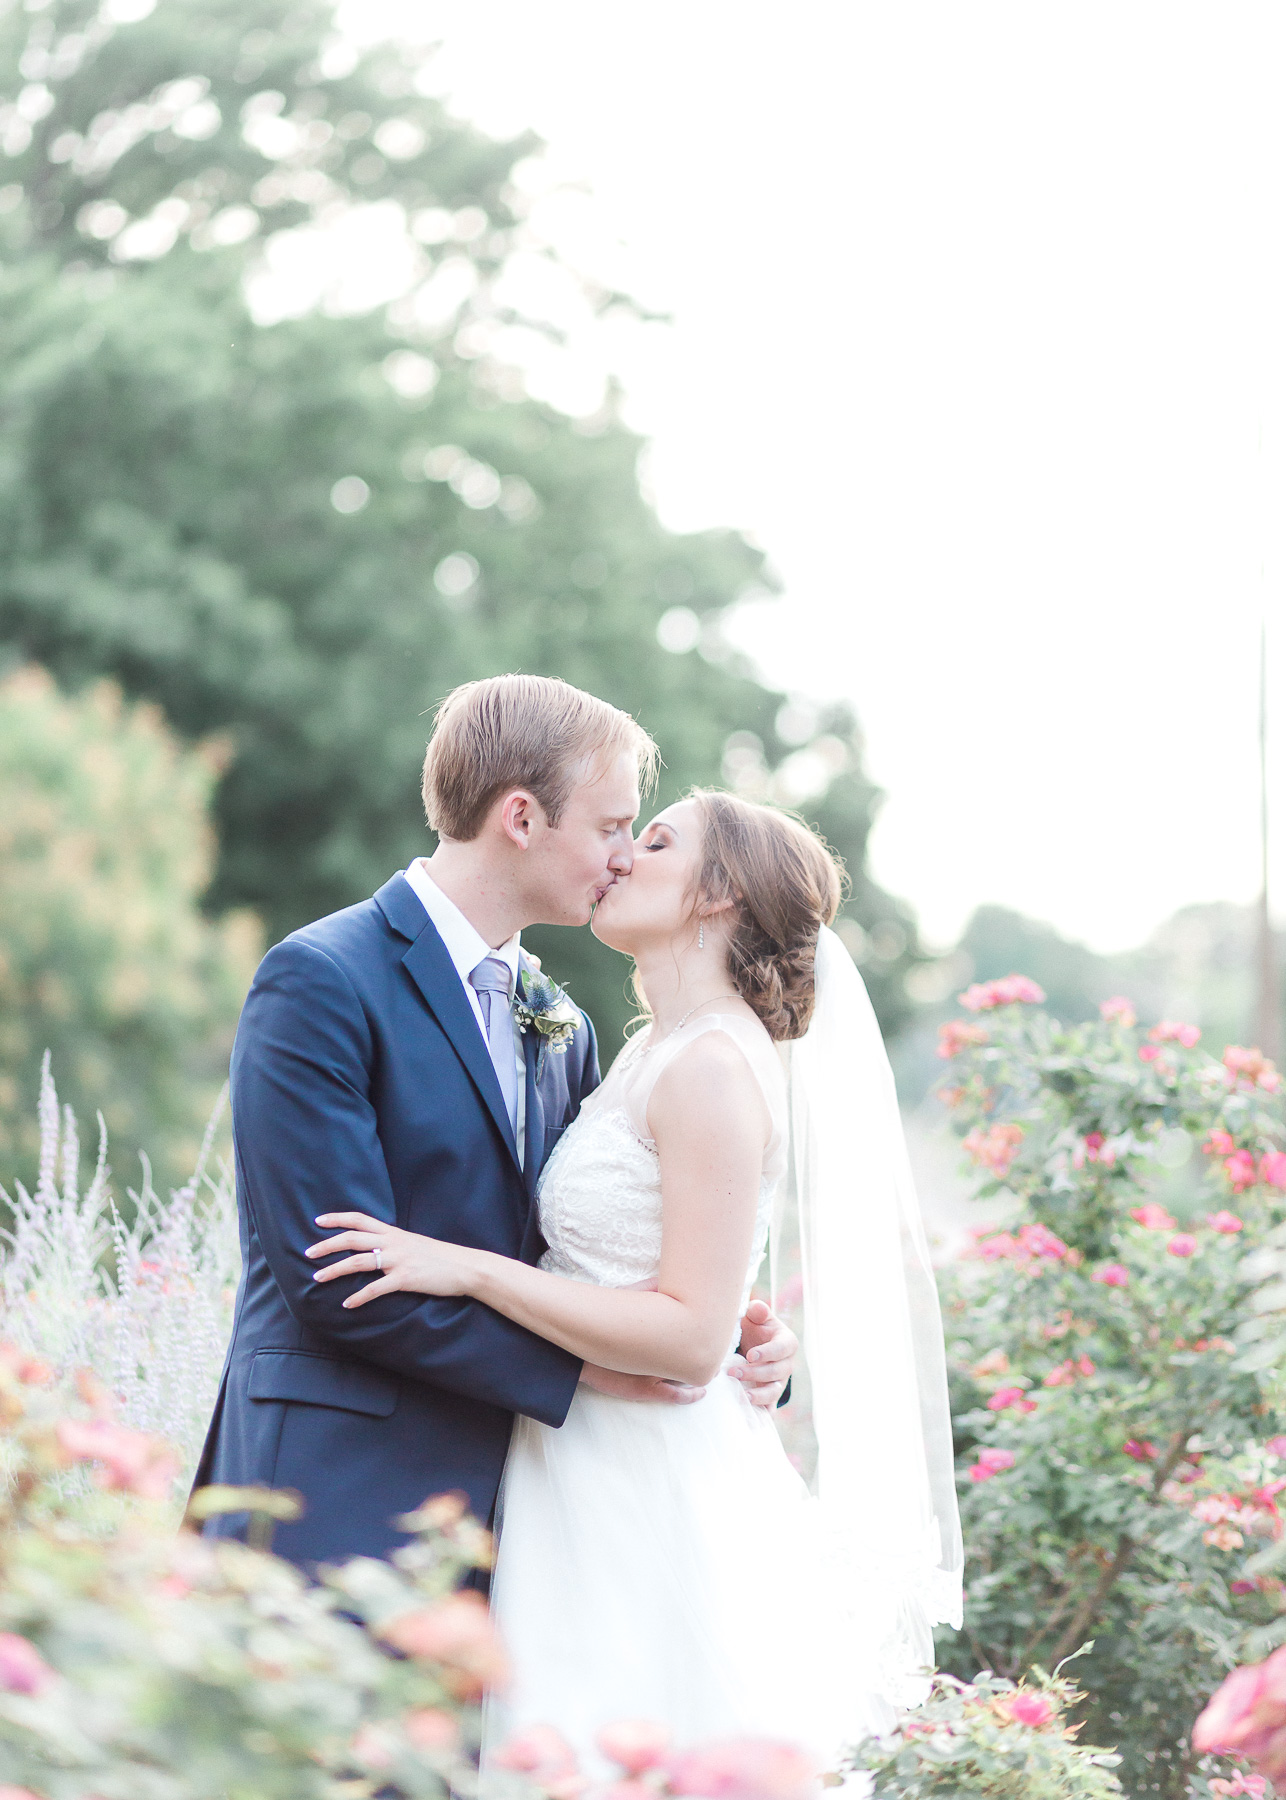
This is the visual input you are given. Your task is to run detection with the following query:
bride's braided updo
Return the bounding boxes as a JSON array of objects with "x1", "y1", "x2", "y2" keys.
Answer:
[{"x1": 690, "y1": 790, "x2": 845, "y2": 1042}]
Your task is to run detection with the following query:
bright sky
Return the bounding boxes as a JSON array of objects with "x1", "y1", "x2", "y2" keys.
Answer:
[{"x1": 333, "y1": 1, "x2": 1284, "y2": 951}]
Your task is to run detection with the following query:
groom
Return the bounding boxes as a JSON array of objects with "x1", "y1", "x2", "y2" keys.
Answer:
[{"x1": 194, "y1": 675, "x2": 797, "y2": 1568}]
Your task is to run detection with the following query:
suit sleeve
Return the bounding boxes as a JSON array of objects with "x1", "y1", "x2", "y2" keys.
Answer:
[{"x1": 231, "y1": 937, "x2": 581, "y2": 1428}]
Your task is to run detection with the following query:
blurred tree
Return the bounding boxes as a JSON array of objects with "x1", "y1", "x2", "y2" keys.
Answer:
[
  {"x1": 0, "y1": 0, "x2": 923, "y2": 1052},
  {"x1": 0, "y1": 666, "x2": 260, "y2": 1191}
]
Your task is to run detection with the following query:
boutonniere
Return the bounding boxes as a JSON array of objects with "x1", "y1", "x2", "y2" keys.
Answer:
[{"x1": 513, "y1": 968, "x2": 580, "y2": 1065}]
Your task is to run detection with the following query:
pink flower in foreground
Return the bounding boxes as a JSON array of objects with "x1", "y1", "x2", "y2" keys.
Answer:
[
  {"x1": 963, "y1": 1122, "x2": 1025, "y2": 1177},
  {"x1": 1150, "y1": 1019, "x2": 1202, "y2": 1048},
  {"x1": 597, "y1": 1721, "x2": 671, "y2": 1774},
  {"x1": 492, "y1": 1724, "x2": 580, "y2": 1780},
  {"x1": 1208, "y1": 1210, "x2": 1245, "y2": 1234},
  {"x1": 1131, "y1": 1203, "x2": 1176, "y2": 1231},
  {"x1": 969, "y1": 1447, "x2": 1016, "y2": 1484},
  {"x1": 55, "y1": 1419, "x2": 179, "y2": 1501},
  {"x1": 1261, "y1": 1152, "x2": 1286, "y2": 1192},
  {"x1": 1100, "y1": 996, "x2": 1137, "y2": 1027},
  {"x1": 1205, "y1": 1129, "x2": 1237, "y2": 1157},
  {"x1": 958, "y1": 975, "x2": 1046, "y2": 1012},
  {"x1": 937, "y1": 1019, "x2": 989, "y2": 1059},
  {"x1": 1226, "y1": 1150, "x2": 1260, "y2": 1193},
  {"x1": 1224, "y1": 1046, "x2": 1283, "y2": 1092},
  {"x1": 1123, "y1": 1439, "x2": 1158, "y2": 1462},
  {"x1": 1005, "y1": 1691, "x2": 1055, "y2": 1728},
  {"x1": 1093, "y1": 1262, "x2": 1130, "y2": 1287},
  {"x1": 0, "y1": 1634, "x2": 53, "y2": 1696},
  {"x1": 667, "y1": 1738, "x2": 818, "y2": 1800},
  {"x1": 987, "y1": 1386, "x2": 1036, "y2": 1414},
  {"x1": 381, "y1": 1594, "x2": 509, "y2": 1697},
  {"x1": 1168, "y1": 1234, "x2": 1199, "y2": 1258},
  {"x1": 1193, "y1": 1644, "x2": 1286, "y2": 1779}
]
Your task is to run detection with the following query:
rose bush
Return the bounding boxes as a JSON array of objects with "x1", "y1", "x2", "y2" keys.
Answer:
[{"x1": 935, "y1": 979, "x2": 1286, "y2": 1798}]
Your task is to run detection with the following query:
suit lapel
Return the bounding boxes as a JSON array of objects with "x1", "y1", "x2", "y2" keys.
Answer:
[{"x1": 397, "y1": 908, "x2": 523, "y2": 1176}]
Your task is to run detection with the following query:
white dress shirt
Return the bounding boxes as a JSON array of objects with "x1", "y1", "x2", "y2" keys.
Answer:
[{"x1": 402, "y1": 859, "x2": 526, "y2": 1167}]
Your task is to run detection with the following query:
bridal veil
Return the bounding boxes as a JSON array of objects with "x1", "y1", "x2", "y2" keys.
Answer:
[{"x1": 779, "y1": 925, "x2": 963, "y2": 1708}]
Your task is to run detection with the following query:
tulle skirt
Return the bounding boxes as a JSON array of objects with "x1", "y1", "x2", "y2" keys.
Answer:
[{"x1": 484, "y1": 1366, "x2": 883, "y2": 1778}]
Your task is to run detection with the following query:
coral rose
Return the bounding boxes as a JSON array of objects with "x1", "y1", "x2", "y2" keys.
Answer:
[
  {"x1": 963, "y1": 1123, "x2": 1025, "y2": 1178},
  {"x1": 56, "y1": 1418, "x2": 179, "y2": 1501},
  {"x1": 1208, "y1": 1210, "x2": 1245, "y2": 1233},
  {"x1": 1100, "y1": 996, "x2": 1137, "y2": 1027},
  {"x1": 381, "y1": 1593, "x2": 508, "y2": 1696},
  {"x1": 1130, "y1": 1203, "x2": 1176, "y2": 1231},
  {"x1": 597, "y1": 1720, "x2": 671, "y2": 1773},
  {"x1": 958, "y1": 975, "x2": 1046, "y2": 1012},
  {"x1": 1150, "y1": 1020, "x2": 1202, "y2": 1048},
  {"x1": 1226, "y1": 1150, "x2": 1260, "y2": 1193},
  {"x1": 1261, "y1": 1152, "x2": 1286, "y2": 1191},
  {"x1": 1092, "y1": 1263, "x2": 1130, "y2": 1287},
  {"x1": 937, "y1": 1020, "x2": 989, "y2": 1059},
  {"x1": 1168, "y1": 1234, "x2": 1198, "y2": 1258},
  {"x1": 666, "y1": 1738, "x2": 818, "y2": 1800}
]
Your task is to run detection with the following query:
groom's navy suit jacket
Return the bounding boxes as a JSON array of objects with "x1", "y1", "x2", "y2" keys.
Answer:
[{"x1": 193, "y1": 872, "x2": 591, "y2": 1569}]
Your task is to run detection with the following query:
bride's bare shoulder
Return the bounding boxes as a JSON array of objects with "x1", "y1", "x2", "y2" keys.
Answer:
[{"x1": 646, "y1": 1024, "x2": 772, "y2": 1143}]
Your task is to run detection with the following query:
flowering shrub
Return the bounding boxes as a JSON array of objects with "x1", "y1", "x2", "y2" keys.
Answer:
[
  {"x1": 0, "y1": 1350, "x2": 503, "y2": 1798},
  {"x1": 842, "y1": 1666, "x2": 1123, "y2": 1798},
  {"x1": 935, "y1": 988, "x2": 1286, "y2": 1798}
]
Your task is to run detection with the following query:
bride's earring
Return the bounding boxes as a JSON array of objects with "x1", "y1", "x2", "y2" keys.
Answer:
[{"x1": 698, "y1": 923, "x2": 705, "y2": 950}]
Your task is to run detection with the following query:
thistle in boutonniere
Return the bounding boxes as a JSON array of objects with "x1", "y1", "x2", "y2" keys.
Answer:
[{"x1": 513, "y1": 969, "x2": 580, "y2": 1071}]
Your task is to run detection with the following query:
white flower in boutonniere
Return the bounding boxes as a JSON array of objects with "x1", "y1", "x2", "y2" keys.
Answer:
[{"x1": 512, "y1": 970, "x2": 580, "y2": 1058}]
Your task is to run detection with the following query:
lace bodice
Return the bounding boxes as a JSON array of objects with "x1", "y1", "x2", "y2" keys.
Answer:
[{"x1": 536, "y1": 1014, "x2": 787, "y2": 1309}]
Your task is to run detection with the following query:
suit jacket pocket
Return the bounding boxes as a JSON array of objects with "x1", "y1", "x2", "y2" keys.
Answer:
[{"x1": 248, "y1": 1349, "x2": 399, "y2": 1418}]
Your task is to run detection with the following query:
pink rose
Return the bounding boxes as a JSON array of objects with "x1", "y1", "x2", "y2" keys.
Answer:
[
  {"x1": 1093, "y1": 1263, "x2": 1130, "y2": 1287},
  {"x1": 1131, "y1": 1203, "x2": 1176, "y2": 1231},
  {"x1": 597, "y1": 1721, "x2": 671, "y2": 1774},
  {"x1": 1123, "y1": 1440, "x2": 1158, "y2": 1462},
  {"x1": 986, "y1": 1386, "x2": 1036, "y2": 1413},
  {"x1": 1267, "y1": 1437, "x2": 1286, "y2": 1460},
  {"x1": 1100, "y1": 996, "x2": 1137, "y2": 1027},
  {"x1": 1150, "y1": 1020, "x2": 1202, "y2": 1048},
  {"x1": 1207, "y1": 1211, "x2": 1245, "y2": 1234},
  {"x1": 1138, "y1": 1044, "x2": 1162, "y2": 1063},
  {"x1": 1205, "y1": 1129, "x2": 1236, "y2": 1157},
  {"x1": 1261, "y1": 1152, "x2": 1286, "y2": 1191},
  {"x1": 1193, "y1": 1645, "x2": 1286, "y2": 1778},
  {"x1": 0, "y1": 1633, "x2": 53, "y2": 1695},
  {"x1": 1168, "y1": 1234, "x2": 1198, "y2": 1258},
  {"x1": 957, "y1": 975, "x2": 1047, "y2": 1012},
  {"x1": 1006, "y1": 1691, "x2": 1055, "y2": 1728},
  {"x1": 56, "y1": 1418, "x2": 180, "y2": 1501},
  {"x1": 963, "y1": 1123, "x2": 1025, "y2": 1178},
  {"x1": 1224, "y1": 1046, "x2": 1282, "y2": 1092},
  {"x1": 1226, "y1": 1150, "x2": 1260, "y2": 1193},
  {"x1": 403, "y1": 1708, "x2": 460, "y2": 1751},
  {"x1": 970, "y1": 1447, "x2": 1016, "y2": 1483},
  {"x1": 381, "y1": 1594, "x2": 509, "y2": 1697},
  {"x1": 666, "y1": 1738, "x2": 818, "y2": 1800},
  {"x1": 937, "y1": 1020, "x2": 989, "y2": 1059},
  {"x1": 493, "y1": 1724, "x2": 580, "y2": 1778}
]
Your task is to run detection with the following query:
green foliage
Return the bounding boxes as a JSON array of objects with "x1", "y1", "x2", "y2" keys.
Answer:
[
  {"x1": 845, "y1": 1667, "x2": 1124, "y2": 1799},
  {"x1": 0, "y1": 0, "x2": 921, "y2": 1054},
  {"x1": 935, "y1": 992, "x2": 1286, "y2": 1797},
  {"x1": 0, "y1": 666, "x2": 258, "y2": 1191}
]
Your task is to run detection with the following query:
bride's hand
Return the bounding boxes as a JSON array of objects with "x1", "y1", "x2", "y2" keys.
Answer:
[{"x1": 306, "y1": 1212, "x2": 476, "y2": 1307}]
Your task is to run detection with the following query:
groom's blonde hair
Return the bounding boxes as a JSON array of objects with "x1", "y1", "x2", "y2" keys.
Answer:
[{"x1": 423, "y1": 674, "x2": 658, "y2": 841}]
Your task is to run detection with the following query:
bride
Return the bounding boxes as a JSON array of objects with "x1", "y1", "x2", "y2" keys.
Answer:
[{"x1": 307, "y1": 789, "x2": 962, "y2": 1772}]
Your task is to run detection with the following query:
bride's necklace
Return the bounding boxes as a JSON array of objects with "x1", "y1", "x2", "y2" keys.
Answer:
[{"x1": 661, "y1": 994, "x2": 741, "y2": 1042}]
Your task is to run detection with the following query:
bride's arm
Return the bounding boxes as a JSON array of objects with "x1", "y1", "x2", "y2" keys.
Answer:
[{"x1": 306, "y1": 1033, "x2": 768, "y2": 1388}]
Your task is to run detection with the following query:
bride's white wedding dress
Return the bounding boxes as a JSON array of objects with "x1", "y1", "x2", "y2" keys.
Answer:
[{"x1": 486, "y1": 1012, "x2": 879, "y2": 1772}]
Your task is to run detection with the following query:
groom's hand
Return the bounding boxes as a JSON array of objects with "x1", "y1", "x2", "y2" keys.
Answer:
[
  {"x1": 729, "y1": 1299, "x2": 798, "y2": 1409},
  {"x1": 579, "y1": 1363, "x2": 707, "y2": 1405}
]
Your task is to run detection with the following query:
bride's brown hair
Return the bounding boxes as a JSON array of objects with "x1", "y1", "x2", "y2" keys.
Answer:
[{"x1": 689, "y1": 789, "x2": 845, "y2": 1042}]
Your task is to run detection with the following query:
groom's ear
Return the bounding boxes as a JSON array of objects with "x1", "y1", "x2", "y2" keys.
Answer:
[{"x1": 496, "y1": 787, "x2": 546, "y2": 851}]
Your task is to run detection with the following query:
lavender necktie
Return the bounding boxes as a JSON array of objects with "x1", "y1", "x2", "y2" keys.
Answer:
[{"x1": 469, "y1": 956, "x2": 519, "y2": 1140}]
